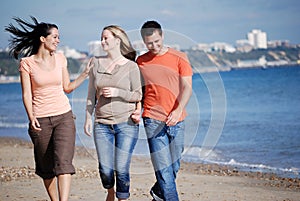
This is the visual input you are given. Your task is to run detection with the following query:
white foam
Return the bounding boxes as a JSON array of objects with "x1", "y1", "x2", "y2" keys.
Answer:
[
  {"x1": 225, "y1": 158, "x2": 299, "y2": 175},
  {"x1": 181, "y1": 147, "x2": 300, "y2": 177},
  {"x1": 0, "y1": 122, "x2": 27, "y2": 128},
  {"x1": 182, "y1": 146, "x2": 221, "y2": 162}
]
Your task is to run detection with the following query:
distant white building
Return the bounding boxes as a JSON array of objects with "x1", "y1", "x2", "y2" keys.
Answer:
[
  {"x1": 235, "y1": 39, "x2": 253, "y2": 52},
  {"x1": 267, "y1": 40, "x2": 290, "y2": 48},
  {"x1": 247, "y1": 29, "x2": 267, "y2": 49},
  {"x1": 192, "y1": 43, "x2": 211, "y2": 52},
  {"x1": 58, "y1": 46, "x2": 87, "y2": 59},
  {"x1": 211, "y1": 42, "x2": 236, "y2": 53},
  {"x1": 88, "y1": 40, "x2": 105, "y2": 56},
  {"x1": 192, "y1": 42, "x2": 236, "y2": 53}
]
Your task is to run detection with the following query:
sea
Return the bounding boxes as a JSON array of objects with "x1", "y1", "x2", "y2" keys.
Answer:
[{"x1": 0, "y1": 65, "x2": 299, "y2": 178}]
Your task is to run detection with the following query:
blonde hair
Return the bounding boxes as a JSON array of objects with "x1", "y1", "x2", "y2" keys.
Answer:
[{"x1": 103, "y1": 25, "x2": 136, "y2": 61}]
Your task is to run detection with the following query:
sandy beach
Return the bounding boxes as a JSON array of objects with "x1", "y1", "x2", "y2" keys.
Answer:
[{"x1": 0, "y1": 137, "x2": 299, "y2": 201}]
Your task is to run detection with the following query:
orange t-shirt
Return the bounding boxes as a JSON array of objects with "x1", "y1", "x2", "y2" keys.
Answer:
[
  {"x1": 137, "y1": 48, "x2": 193, "y2": 122},
  {"x1": 19, "y1": 53, "x2": 71, "y2": 118}
]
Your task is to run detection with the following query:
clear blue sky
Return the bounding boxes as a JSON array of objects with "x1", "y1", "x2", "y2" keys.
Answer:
[{"x1": 1, "y1": 0, "x2": 299, "y2": 52}]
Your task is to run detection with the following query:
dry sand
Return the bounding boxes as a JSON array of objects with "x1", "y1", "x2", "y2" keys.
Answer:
[{"x1": 0, "y1": 137, "x2": 299, "y2": 201}]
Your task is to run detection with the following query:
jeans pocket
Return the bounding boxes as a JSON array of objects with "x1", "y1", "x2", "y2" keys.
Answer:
[
  {"x1": 143, "y1": 118, "x2": 165, "y2": 138},
  {"x1": 143, "y1": 118, "x2": 161, "y2": 127}
]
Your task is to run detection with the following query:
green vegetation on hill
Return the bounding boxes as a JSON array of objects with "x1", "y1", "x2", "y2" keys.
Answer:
[
  {"x1": 0, "y1": 52, "x2": 19, "y2": 75},
  {"x1": 0, "y1": 52, "x2": 82, "y2": 76}
]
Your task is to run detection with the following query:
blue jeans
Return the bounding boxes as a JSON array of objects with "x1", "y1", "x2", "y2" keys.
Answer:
[
  {"x1": 93, "y1": 120, "x2": 138, "y2": 199},
  {"x1": 143, "y1": 117, "x2": 185, "y2": 201}
]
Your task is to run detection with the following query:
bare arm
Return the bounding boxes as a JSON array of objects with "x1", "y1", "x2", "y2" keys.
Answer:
[
  {"x1": 84, "y1": 61, "x2": 97, "y2": 136},
  {"x1": 62, "y1": 58, "x2": 94, "y2": 94},
  {"x1": 20, "y1": 71, "x2": 41, "y2": 131},
  {"x1": 166, "y1": 75, "x2": 192, "y2": 126}
]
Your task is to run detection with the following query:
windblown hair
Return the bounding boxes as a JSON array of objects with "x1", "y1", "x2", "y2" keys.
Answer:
[
  {"x1": 103, "y1": 25, "x2": 136, "y2": 61},
  {"x1": 140, "y1": 20, "x2": 162, "y2": 40},
  {"x1": 5, "y1": 16, "x2": 58, "y2": 59}
]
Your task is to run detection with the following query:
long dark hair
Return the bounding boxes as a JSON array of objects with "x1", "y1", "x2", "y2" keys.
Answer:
[{"x1": 5, "y1": 16, "x2": 58, "y2": 59}]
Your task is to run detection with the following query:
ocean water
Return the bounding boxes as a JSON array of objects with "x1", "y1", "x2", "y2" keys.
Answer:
[{"x1": 0, "y1": 66, "x2": 299, "y2": 178}]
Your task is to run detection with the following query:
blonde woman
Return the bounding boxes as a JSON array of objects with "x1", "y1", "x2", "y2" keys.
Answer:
[{"x1": 84, "y1": 25, "x2": 142, "y2": 201}]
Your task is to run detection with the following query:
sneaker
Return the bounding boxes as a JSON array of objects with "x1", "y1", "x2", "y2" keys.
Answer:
[{"x1": 150, "y1": 189, "x2": 164, "y2": 201}]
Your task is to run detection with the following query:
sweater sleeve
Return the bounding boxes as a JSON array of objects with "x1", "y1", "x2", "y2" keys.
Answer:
[{"x1": 117, "y1": 62, "x2": 142, "y2": 102}]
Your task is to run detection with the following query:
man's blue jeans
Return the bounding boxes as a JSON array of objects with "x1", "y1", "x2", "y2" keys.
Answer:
[
  {"x1": 143, "y1": 117, "x2": 185, "y2": 201},
  {"x1": 93, "y1": 121, "x2": 138, "y2": 199}
]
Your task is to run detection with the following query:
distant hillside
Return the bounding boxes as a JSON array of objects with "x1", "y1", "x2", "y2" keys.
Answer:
[
  {"x1": 1, "y1": 46, "x2": 300, "y2": 76},
  {"x1": 185, "y1": 47, "x2": 300, "y2": 72}
]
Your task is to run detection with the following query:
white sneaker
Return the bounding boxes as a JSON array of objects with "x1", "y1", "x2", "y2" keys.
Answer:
[{"x1": 150, "y1": 189, "x2": 164, "y2": 201}]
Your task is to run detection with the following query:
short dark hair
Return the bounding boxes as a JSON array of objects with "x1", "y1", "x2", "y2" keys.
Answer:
[{"x1": 140, "y1": 20, "x2": 162, "y2": 39}]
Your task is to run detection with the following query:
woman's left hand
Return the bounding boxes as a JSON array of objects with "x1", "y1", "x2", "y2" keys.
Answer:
[
  {"x1": 131, "y1": 108, "x2": 141, "y2": 124},
  {"x1": 102, "y1": 87, "x2": 118, "y2": 98}
]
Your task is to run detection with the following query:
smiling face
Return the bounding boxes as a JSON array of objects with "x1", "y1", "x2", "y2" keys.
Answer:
[
  {"x1": 101, "y1": 29, "x2": 119, "y2": 52},
  {"x1": 143, "y1": 30, "x2": 164, "y2": 55},
  {"x1": 42, "y1": 28, "x2": 60, "y2": 52}
]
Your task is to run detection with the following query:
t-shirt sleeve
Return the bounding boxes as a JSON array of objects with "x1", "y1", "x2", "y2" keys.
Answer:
[
  {"x1": 56, "y1": 52, "x2": 68, "y2": 71},
  {"x1": 136, "y1": 56, "x2": 141, "y2": 65},
  {"x1": 178, "y1": 53, "x2": 193, "y2": 76},
  {"x1": 116, "y1": 62, "x2": 142, "y2": 102},
  {"x1": 19, "y1": 58, "x2": 30, "y2": 74}
]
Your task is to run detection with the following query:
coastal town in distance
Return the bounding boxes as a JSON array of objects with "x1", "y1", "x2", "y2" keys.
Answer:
[{"x1": 1, "y1": 28, "x2": 300, "y2": 82}]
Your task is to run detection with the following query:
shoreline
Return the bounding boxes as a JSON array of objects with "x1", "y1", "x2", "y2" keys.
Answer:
[
  {"x1": 1, "y1": 137, "x2": 299, "y2": 200},
  {"x1": 1, "y1": 64, "x2": 300, "y2": 84},
  {"x1": 2, "y1": 134, "x2": 299, "y2": 179}
]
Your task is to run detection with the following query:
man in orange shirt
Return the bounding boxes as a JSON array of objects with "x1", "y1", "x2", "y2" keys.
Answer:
[{"x1": 136, "y1": 20, "x2": 193, "y2": 201}]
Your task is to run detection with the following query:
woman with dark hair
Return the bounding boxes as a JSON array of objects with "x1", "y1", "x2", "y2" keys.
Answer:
[
  {"x1": 84, "y1": 25, "x2": 142, "y2": 201},
  {"x1": 5, "y1": 16, "x2": 92, "y2": 201}
]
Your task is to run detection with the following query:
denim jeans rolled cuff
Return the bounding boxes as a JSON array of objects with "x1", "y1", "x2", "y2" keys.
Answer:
[
  {"x1": 93, "y1": 120, "x2": 138, "y2": 199},
  {"x1": 116, "y1": 192, "x2": 130, "y2": 200}
]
